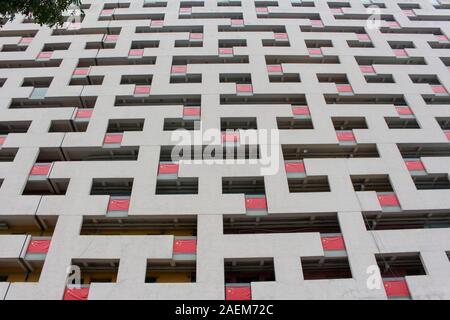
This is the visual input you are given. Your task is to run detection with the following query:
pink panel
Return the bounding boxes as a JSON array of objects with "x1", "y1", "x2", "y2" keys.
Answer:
[
  {"x1": 436, "y1": 35, "x2": 449, "y2": 42},
  {"x1": 173, "y1": 239, "x2": 197, "y2": 253},
  {"x1": 393, "y1": 49, "x2": 407, "y2": 57},
  {"x1": 222, "y1": 132, "x2": 240, "y2": 142},
  {"x1": 104, "y1": 133, "x2": 123, "y2": 144},
  {"x1": 292, "y1": 106, "x2": 310, "y2": 116},
  {"x1": 107, "y1": 199, "x2": 130, "y2": 211},
  {"x1": 128, "y1": 49, "x2": 144, "y2": 56},
  {"x1": 171, "y1": 65, "x2": 187, "y2": 73},
  {"x1": 256, "y1": 7, "x2": 268, "y2": 13},
  {"x1": 336, "y1": 131, "x2": 355, "y2": 141},
  {"x1": 331, "y1": 8, "x2": 343, "y2": 14},
  {"x1": 104, "y1": 34, "x2": 119, "y2": 42},
  {"x1": 267, "y1": 65, "x2": 282, "y2": 73},
  {"x1": 245, "y1": 197, "x2": 267, "y2": 209},
  {"x1": 446, "y1": 132, "x2": 450, "y2": 140},
  {"x1": 285, "y1": 161, "x2": 305, "y2": 173},
  {"x1": 378, "y1": 194, "x2": 400, "y2": 206},
  {"x1": 308, "y1": 48, "x2": 322, "y2": 55},
  {"x1": 231, "y1": 19, "x2": 244, "y2": 26},
  {"x1": 274, "y1": 33, "x2": 288, "y2": 39},
  {"x1": 219, "y1": 48, "x2": 233, "y2": 55},
  {"x1": 236, "y1": 84, "x2": 253, "y2": 93},
  {"x1": 0, "y1": 136, "x2": 6, "y2": 145},
  {"x1": 63, "y1": 288, "x2": 89, "y2": 300},
  {"x1": 183, "y1": 107, "x2": 201, "y2": 116},
  {"x1": 356, "y1": 34, "x2": 370, "y2": 41},
  {"x1": 73, "y1": 68, "x2": 89, "y2": 76},
  {"x1": 383, "y1": 280, "x2": 410, "y2": 297},
  {"x1": 159, "y1": 163, "x2": 179, "y2": 174},
  {"x1": 321, "y1": 236, "x2": 346, "y2": 250},
  {"x1": 432, "y1": 85, "x2": 448, "y2": 94},
  {"x1": 101, "y1": 9, "x2": 114, "y2": 15},
  {"x1": 360, "y1": 66, "x2": 375, "y2": 73},
  {"x1": 179, "y1": 7, "x2": 192, "y2": 13},
  {"x1": 27, "y1": 239, "x2": 51, "y2": 253},
  {"x1": 226, "y1": 286, "x2": 251, "y2": 300},
  {"x1": 20, "y1": 37, "x2": 33, "y2": 44},
  {"x1": 190, "y1": 33, "x2": 203, "y2": 40},
  {"x1": 151, "y1": 20, "x2": 164, "y2": 27},
  {"x1": 134, "y1": 86, "x2": 151, "y2": 95},
  {"x1": 76, "y1": 109, "x2": 93, "y2": 119},
  {"x1": 396, "y1": 106, "x2": 413, "y2": 115},
  {"x1": 387, "y1": 21, "x2": 400, "y2": 27},
  {"x1": 38, "y1": 52, "x2": 52, "y2": 59},
  {"x1": 337, "y1": 85, "x2": 353, "y2": 93},
  {"x1": 402, "y1": 9, "x2": 415, "y2": 16},
  {"x1": 310, "y1": 19, "x2": 323, "y2": 26},
  {"x1": 405, "y1": 160, "x2": 425, "y2": 171},
  {"x1": 30, "y1": 164, "x2": 51, "y2": 176}
]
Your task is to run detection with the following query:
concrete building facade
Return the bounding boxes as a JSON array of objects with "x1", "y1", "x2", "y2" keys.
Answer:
[{"x1": 0, "y1": 0, "x2": 449, "y2": 300}]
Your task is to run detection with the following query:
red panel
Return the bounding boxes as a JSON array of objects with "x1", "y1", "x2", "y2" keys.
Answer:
[
  {"x1": 128, "y1": 49, "x2": 143, "y2": 57},
  {"x1": 356, "y1": 34, "x2": 370, "y2": 41},
  {"x1": 171, "y1": 65, "x2": 187, "y2": 74},
  {"x1": 73, "y1": 68, "x2": 89, "y2": 76},
  {"x1": 310, "y1": 19, "x2": 323, "y2": 26},
  {"x1": 0, "y1": 136, "x2": 6, "y2": 145},
  {"x1": 159, "y1": 163, "x2": 179, "y2": 174},
  {"x1": 219, "y1": 48, "x2": 233, "y2": 55},
  {"x1": 63, "y1": 288, "x2": 89, "y2": 300},
  {"x1": 436, "y1": 35, "x2": 449, "y2": 42},
  {"x1": 285, "y1": 161, "x2": 305, "y2": 173},
  {"x1": 360, "y1": 66, "x2": 375, "y2": 73},
  {"x1": 104, "y1": 133, "x2": 123, "y2": 144},
  {"x1": 446, "y1": 132, "x2": 450, "y2": 140},
  {"x1": 75, "y1": 109, "x2": 93, "y2": 119},
  {"x1": 183, "y1": 107, "x2": 201, "y2": 116},
  {"x1": 405, "y1": 160, "x2": 425, "y2": 171},
  {"x1": 321, "y1": 236, "x2": 345, "y2": 250},
  {"x1": 378, "y1": 194, "x2": 400, "y2": 207},
  {"x1": 107, "y1": 198, "x2": 130, "y2": 211},
  {"x1": 274, "y1": 33, "x2": 288, "y2": 39},
  {"x1": 27, "y1": 239, "x2": 51, "y2": 253},
  {"x1": 393, "y1": 49, "x2": 407, "y2": 57},
  {"x1": 236, "y1": 84, "x2": 253, "y2": 93},
  {"x1": 383, "y1": 280, "x2": 410, "y2": 297},
  {"x1": 222, "y1": 132, "x2": 240, "y2": 142},
  {"x1": 267, "y1": 65, "x2": 282, "y2": 73},
  {"x1": 226, "y1": 286, "x2": 251, "y2": 300},
  {"x1": 173, "y1": 239, "x2": 197, "y2": 254},
  {"x1": 30, "y1": 164, "x2": 51, "y2": 176},
  {"x1": 337, "y1": 85, "x2": 353, "y2": 93},
  {"x1": 190, "y1": 33, "x2": 203, "y2": 40},
  {"x1": 38, "y1": 52, "x2": 52, "y2": 59},
  {"x1": 432, "y1": 85, "x2": 448, "y2": 94},
  {"x1": 396, "y1": 106, "x2": 413, "y2": 115},
  {"x1": 336, "y1": 131, "x2": 355, "y2": 141},
  {"x1": 245, "y1": 197, "x2": 267, "y2": 209},
  {"x1": 308, "y1": 48, "x2": 322, "y2": 55},
  {"x1": 292, "y1": 106, "x2": 310, "y2": 116},
  {"x1": 134, "y1": 86, "x2": 151, "y2": 95}
]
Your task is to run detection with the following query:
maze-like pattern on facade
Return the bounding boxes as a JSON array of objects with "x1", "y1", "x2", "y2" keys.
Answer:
[{"x1": 0, "y1": 0, "x2": 450, "y2": 300}]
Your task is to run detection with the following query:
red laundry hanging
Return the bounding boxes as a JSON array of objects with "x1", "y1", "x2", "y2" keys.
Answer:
[
  {"x1": 405, "y1": 160, "x2": 425, "y2": 171},
  {"x1": 245, "y1": 197, "x2": 267, "y2": 209},
  {"x1": 63, "y1": 288, "x2": 90, "y2": 300},
  {"x1": 173, "y1": 239, "x2": 197, "y2": 254},
  {"x1": 225, "y1": 286, "x2": 251, "y2": 300},
  {"x1": 285, "y1": 161, "x2": 305, "y2": 173},
  {"x1": 104, "y1": 133, "x2": 123, "y2": 144},
  {"x1": 75, "y1": 109, "x2": 93, "y2": 119},
  {"x1": 321, "y1": 236, "x2": 346, "y2": 251},
  {"x1": 336, "y1": 131, "x2": 355, "y2": 141},
  {"x1": 183, "y1": 107, "x2": 201, "y2": 117},
  {"x1": 108, "y1": 198, "x2": 130, "y2": 211},
  {"x1": 30, "y1": 164, "x2": 51, "y2": 176},
  {"x1": 383, "y1": 280, "x2": 410, "y2": 297},
  {"x1": 378, "y1": 194, "x2": 400, "y2": 206},
  {"x1": 292, "y1": 106, "x2": 310, "y2": 116},
  {"x1": 27, "y1": 239, "x2": 51, "y2": 253},
  {"x1": 159, "y1": 163, "x2": 179, "y2": 174}
]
